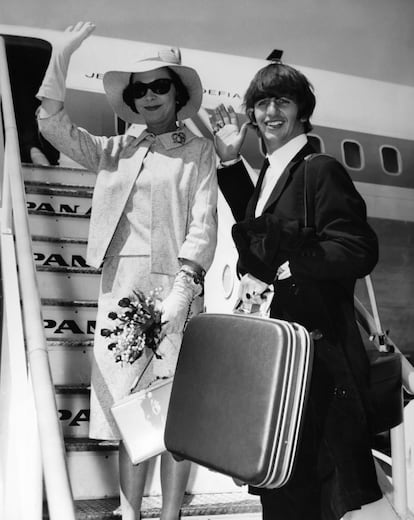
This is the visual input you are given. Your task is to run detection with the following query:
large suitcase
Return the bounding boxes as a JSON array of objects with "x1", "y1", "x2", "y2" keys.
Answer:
[{"x1": 165, "y1": 313, "x2": 313, "y2": 488}]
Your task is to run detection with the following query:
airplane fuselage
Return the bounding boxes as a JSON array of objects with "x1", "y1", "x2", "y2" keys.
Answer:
[{"x1": 1, "y1": 23, "x2": 413, "y2": 354}]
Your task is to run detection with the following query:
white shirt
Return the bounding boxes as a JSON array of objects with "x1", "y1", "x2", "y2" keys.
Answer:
[
  {"x1": 255, "y1": 134, "x2": 307, "y2": 217},
  {"x1": 255, "y1": 134, "x2": 307, "y2": 280}
]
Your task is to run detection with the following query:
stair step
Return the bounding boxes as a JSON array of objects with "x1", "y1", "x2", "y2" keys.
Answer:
[
  {"x1": 43, "y1": 299, "x2": 97, "y2": 340},
  {"x1": 57, "y1": 388, "x2": 90, "y2": 438},
  {"x1": 65, "y1": 438, "x2": 119, "y2": 499},
  {"x1": 28, "y1": 210, "x2": 90, "y2": 239},
  {"x1": 25, "y1": 180, "x2": 94, "y2": 197},
  {"x1": 37, "y1": 265, "x2": 99, "y2": 275},
  {"x1": 33, "y1": 235, "x2": 88, "y2": 268},
  {"x1": 66, "y1": 437, "x2": 118, "y2": 452},
  {"x1": 43, "y1": 297, "x2": 97, "y2": 305},
  {"x1": 26, "y1": 191, "x2": 92, "y2": 217},
  {"x1": 43, "y1": 492, "x2": 261, "y2": 519},
  {"x1": 65, "y1": 438, "x2": 243, "y2": 500},
  {"x1": 47, "y1": 340, "x2": 93, "y2": 387},
  {"x1": 33, "y1": 235, "x2": 88, "y2": 244},
  {"x1": 56, "y1": 384, "x2": 91, "y2": 393},
  {"x1": 42, "y1": 292, "x2": 96, "y2": 384},
  {"x1": 23, "y1": 163, "x2": 96, "y2": 186},
  {"x1": 37, "y1": 266, "x2": 100, "y2": 300}
]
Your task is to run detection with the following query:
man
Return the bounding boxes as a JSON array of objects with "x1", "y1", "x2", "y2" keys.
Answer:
[{"x1": 211, "y1": 62, "x2": 382, "y2": 520}]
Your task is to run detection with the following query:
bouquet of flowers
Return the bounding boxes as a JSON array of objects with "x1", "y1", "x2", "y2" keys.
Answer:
[{"x1": 101, "y1": 288, "x2": 163, "y2": 365}]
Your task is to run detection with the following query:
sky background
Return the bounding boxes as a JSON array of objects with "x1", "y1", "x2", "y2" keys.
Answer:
[{"x1": 1, "y1": 0, "x2": 414, "y2": 87}]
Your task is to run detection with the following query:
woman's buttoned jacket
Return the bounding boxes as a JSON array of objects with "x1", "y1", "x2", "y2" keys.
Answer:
[{"x1": 38, "y1": 110, "x2": 218, "y2": 274}]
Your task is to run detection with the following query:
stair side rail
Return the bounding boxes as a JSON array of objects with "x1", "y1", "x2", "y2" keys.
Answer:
[
  {"x1": 0, "y1": 199, "x2": 43, "y2": 519},
  {"x1": 355, "y1": 275, "x2": 414, "y2": 518},
  {"x1": 0, "y1": 36, "x2": 76, "y2": 520},
  {"x1": 355, "y1": 285, "x2": 414, "y2": 395}
]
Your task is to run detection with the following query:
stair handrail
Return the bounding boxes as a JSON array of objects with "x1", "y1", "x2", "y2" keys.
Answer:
[
  {"x1": 354, "y1": 289, "x2": 414, "y2": 395},
  {"x1": 0, "y1": 36, "x2": 76, "y2": 520},
  {"x1": 355, "y1": 275, "x2": 414, "y2": 517}
]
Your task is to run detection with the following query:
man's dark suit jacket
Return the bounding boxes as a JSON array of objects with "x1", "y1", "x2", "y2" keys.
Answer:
[{"x1": 218, "y1": 141, "x2": 382, "y2": 520}]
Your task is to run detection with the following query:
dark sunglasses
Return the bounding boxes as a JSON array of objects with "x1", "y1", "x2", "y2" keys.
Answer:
[{"x1": 131, "y1": 78, "x2": 173, "y2": 99}]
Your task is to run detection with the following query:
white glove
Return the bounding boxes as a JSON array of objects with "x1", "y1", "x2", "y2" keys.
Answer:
[
  {"x1": 237, "y1": 273, "x2": 270, "y2": 303},
  {"x1": 37, "y1": 21, "x2": 95, "y2": 102},
  {"x1": 160, "y1": 268, "x2": 202, "y2": 336},
  {"x1": 235, "y1": 274, "x2": 272, "y2": 316}
]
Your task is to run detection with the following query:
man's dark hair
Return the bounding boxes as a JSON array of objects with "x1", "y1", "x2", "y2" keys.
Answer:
[
  {"x1": 122, "y1": 67, "x2": 190, "y2": 116},
  {"x1": 244, "y1": 62, "x2": 316, "y2": 133}
]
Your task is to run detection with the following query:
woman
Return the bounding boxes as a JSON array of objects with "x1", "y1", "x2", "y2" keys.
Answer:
[
  {"x1": 210, "y1": 62, "x2": 382, "y2": 520},
  {"x1": 37, "y1": 22, "x2": 218, "y2": 520}
]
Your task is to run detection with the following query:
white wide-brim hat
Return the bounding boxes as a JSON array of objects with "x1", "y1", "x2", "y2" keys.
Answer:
[{"x1": 103, "y1": 47, "x2": 203, "y2": 124}]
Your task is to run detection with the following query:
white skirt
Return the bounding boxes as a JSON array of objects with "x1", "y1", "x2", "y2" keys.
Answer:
[{"x1": 89, "y1": 255, "x2": 183, "y2": 441}]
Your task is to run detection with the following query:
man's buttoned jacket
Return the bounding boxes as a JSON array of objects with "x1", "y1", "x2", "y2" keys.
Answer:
[{"x1": 218, "y1": 142, "x2": 382, "y2": 520}]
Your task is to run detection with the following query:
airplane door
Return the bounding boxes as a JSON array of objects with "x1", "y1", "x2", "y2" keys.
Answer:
[{"x1": 3, "y1": 34, "x2": 59, "y2": 165}]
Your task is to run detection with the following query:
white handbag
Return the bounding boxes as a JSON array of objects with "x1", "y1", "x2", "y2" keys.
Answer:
[{"x1": 111, "y1": 375, "x2": 173, "y2": 464}]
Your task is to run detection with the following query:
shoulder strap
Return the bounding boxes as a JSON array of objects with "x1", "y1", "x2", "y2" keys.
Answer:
[{"x1": 303, "y1": 152, "x2": 335, "y2": 228}]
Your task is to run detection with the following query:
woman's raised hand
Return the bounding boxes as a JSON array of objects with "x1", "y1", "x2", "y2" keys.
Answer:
[
  {"x1": 37, "y1": 21, "x2": 96, "y2": 110},
  {"x1": 210, "y1": 104, "x2": 250, "y2": 163},
  {"x1": 54, "y1": 21, "x2": 96, "y2": 58}
]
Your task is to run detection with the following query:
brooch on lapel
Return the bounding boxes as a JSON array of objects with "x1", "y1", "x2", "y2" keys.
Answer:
[{"x1": 171, "y1": 131, "x2": 186, "y2": 144}]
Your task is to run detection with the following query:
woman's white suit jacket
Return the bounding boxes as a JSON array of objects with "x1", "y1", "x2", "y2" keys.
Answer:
[{"x1": 38, "y1": 110, "x2": 218, "y2": 275}]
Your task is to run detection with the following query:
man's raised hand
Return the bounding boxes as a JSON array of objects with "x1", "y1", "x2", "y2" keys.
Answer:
[{"x1": 210, "y1": 104, "x2": 250, "y2": 163}]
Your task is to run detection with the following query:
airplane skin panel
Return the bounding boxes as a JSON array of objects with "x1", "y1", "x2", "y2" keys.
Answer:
[
  {"x1": 1, "y1": 24, "x2": 412, "y2": 139},
  {"x1": 356, "y1": 182, "x2": 414, "y2": 222},
  {"x1": 310, "y1": 125, "x2": 414, "y2": 190},
  {"x1": 2, "y1": 22, "x2": 413, "y2": 357}
]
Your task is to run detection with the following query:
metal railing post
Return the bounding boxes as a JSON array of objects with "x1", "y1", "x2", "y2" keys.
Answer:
[{"x1": 0, "y1": 36, "x2": 76, "y2": 520}]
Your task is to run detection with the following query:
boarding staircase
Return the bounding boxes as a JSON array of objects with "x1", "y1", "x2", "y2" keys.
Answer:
[
  {"x1": 23, "y1": 161, "x2": 262, "y2": 519},
  {"x1": 5, "y1": 158, "x2": 414, "y2": 520},
  {"x1": 8, "y1": 159, "x2": 414, "y2": 520}
]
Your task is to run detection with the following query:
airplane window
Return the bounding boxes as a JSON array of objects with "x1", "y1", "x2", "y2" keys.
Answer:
[
  {"x1": 380, "y1": 145, "x2": 401, "y2": 175},
  {"x1": 221, "y1": 264, "x2": 234, "y2": 299},
  {"x1": 308, "y1": 134, "x2": 324, "y2": 153},
  {"x1": 342, "y1": 140, "x2": 364, "y2": 170}
]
